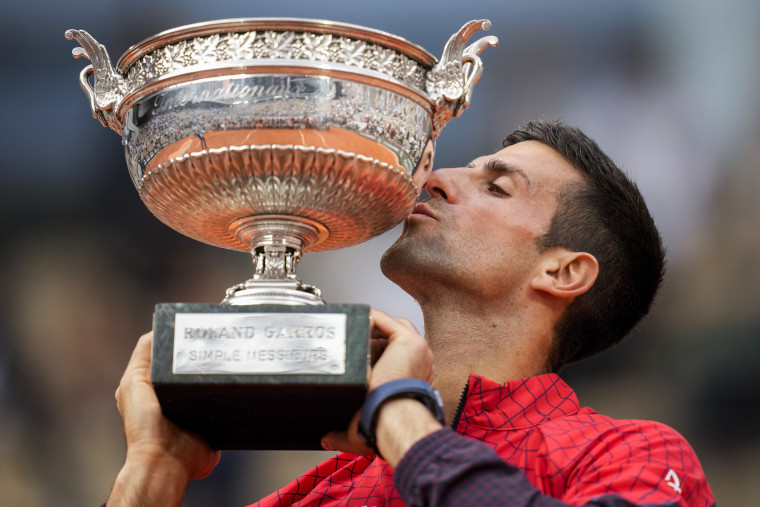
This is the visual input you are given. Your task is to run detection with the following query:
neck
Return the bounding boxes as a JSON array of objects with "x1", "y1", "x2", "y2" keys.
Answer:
[{"x1": 418, "y1": 291, "x2": 555, "y2": 425}]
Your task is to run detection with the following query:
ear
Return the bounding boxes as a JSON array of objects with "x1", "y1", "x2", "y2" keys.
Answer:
[{"x1": 530, "y1": 248, "x2": 599, "y2": 300}]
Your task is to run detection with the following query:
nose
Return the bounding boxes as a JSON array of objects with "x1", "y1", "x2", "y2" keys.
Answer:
[{"x1": 425, "y1": 167, "x2": 460, "y2": 202}]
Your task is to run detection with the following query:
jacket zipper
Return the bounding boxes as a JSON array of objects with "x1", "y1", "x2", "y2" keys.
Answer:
[{"x1": 450, "y1": 381, "x2": 469, "y2": 430}]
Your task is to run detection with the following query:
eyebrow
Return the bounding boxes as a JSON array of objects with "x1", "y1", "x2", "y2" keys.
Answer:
[{"x1": 469, "y1": 158, "x2": 532, "y2": 189}]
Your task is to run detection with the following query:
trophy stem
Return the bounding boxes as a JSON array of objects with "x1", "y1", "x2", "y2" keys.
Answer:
[{"x1": 224, "y1": 215, "x2": 329, "y2": 306}]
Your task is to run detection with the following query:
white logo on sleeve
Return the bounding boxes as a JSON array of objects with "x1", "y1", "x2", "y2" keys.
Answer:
[{"x1": 664, "y1": 469, "x2": 682, "y2": 494}]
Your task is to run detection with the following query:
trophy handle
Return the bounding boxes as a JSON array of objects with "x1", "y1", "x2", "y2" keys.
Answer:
[
  {"x1": 65, "y1": 29, "x2": 127, "y2": 134},
  {"x1": 427, "y1": 20, "x2": 498, "y2": 136}
]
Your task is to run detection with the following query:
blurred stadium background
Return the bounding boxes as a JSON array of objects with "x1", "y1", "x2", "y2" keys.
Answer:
[{"x1": 1, "y1": 1, "x2": 758, "y2": 504}]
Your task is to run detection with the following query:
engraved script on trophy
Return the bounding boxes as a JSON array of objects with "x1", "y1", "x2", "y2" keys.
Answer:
[
  {"x1": 66, "y1": 19, "x2": 498, "y2": 306},
  {"x1": 173, "y1": 313, "x2": 348, "y2": 375}
]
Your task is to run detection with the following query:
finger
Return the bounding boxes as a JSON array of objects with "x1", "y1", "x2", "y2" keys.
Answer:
[
  {"x1": 116, "y1": 332, "x2": 153, "y2": 415},
  {"x1": 129, "y1": 332, "x2": 153, "y2": 370},
  {"x1": 369, "y1": 309, "x2": 417, "y2": 340},
  {"x1": 320, "y1": 430, "x2": 347, "y2": 452},
  {"x1": 118, "y1": 333, "x2": 156, "y2": 402},
  {"x1": 321, "y1": 409, "x2": 374, "y2": 455},
  {"x1": 129, "y1": 331, "x2": 153, "y2": 365},
  {"x1": 115, "y1": 387, "x2": 122, "y2": 417},
  {"x1": 118, "y1": 334, "x2": 165, "y2": 446},
  {"x1": 193, "y1": 450, "x2": 222, "y2": 480},
  {"x1": 321, "y1": 429, "x2": 373, "y2": 456},
  {"x1": 370, "y1": 337, "x2": 388, "y2": 365},
  {"x1": 119, "y1": 332, "x2": 154, "y2": 389},
  {"x1": 370, "y1": 312, "x2": 413, "y2": 338},
  {"x1": 370, "y1": 324, "x2": 387, "y2": 340}
]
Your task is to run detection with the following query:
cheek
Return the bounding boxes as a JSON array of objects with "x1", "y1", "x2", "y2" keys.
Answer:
[
  {"x1": 464, "y1": 217, "x2": 541, "y2": 268},
  {"x1": 505, "y1": 206, "x2": 552, "y2": 242}
]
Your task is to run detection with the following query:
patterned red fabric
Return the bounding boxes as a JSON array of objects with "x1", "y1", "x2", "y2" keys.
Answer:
[{"x1": 251, "y1": 374, "x2": 714, "y2": 506}]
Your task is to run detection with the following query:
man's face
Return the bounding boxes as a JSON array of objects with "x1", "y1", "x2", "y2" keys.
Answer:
[{"x1": 381, "y1": 140, "x2": 582, "y2": 302}]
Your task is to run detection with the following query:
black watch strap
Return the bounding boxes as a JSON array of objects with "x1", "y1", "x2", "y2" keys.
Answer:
[{"x1": 358, "y1": 378, "x2": 445, "y2": 455}]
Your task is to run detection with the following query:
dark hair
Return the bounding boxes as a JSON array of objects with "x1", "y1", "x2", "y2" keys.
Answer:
[{"x1": 503, "y1": 119, "x2": 665, "y2": 371}]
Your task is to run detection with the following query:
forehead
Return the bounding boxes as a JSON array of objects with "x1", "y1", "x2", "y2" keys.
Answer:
[{"x1": 471, "y1": 140, "x2": 581, "y2": 189}]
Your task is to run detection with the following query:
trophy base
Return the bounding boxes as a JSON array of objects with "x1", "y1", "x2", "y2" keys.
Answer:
[{"x1": 151, "y1": 302, "x2": 369, "y2": 450}]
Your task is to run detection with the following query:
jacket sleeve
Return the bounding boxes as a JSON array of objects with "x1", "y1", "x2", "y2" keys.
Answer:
[{"x1": 393, "y1": 428, "x2": 715, "y2": 507}]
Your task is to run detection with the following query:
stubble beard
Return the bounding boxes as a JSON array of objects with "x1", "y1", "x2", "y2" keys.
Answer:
[{"x1": 380, "y1": 222, "x2": 458, "y2": 303}]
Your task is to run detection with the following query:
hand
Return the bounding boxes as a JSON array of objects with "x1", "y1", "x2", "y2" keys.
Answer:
[
  {"x1": 320, "y1": 309, "x2": 437, "y2": 457},
  {"x1": 366, "y1": 309, "x2": 435, "y2": 391},
  {"x1": 108, "y1": 333, "x2": 220, "y2": 506}
]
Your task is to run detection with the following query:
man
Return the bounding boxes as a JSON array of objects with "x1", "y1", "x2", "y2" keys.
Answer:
[{"x1": 107, "y1": 120, "x2": 715, "y2": 506}]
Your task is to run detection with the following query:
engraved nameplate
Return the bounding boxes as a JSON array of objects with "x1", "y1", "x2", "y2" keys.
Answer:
[{"x1": 172, "y1": 313, "x2": 347, "y2": 375}]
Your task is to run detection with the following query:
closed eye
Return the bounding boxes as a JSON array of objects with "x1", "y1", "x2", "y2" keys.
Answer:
[{"x1": 487, "y1": 183, "x2": 510, "y2": 197}]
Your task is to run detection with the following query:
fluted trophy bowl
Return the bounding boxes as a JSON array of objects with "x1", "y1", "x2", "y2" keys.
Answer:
[
  {"x1": 66, "y1": 18, "x2": 497, "y2": 305},
  {"x1": 66, "y1": 18, "x2": 497, "y2": 450}
]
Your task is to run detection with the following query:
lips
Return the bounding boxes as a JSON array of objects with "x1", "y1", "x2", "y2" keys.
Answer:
[{"x1": 410, "y1": 202, "x2": 436, "y2": 219}]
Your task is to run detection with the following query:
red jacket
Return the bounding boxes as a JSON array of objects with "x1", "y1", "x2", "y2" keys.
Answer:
[{"x1": 252, "y1": 373, "x2": 715, "y2": 506}]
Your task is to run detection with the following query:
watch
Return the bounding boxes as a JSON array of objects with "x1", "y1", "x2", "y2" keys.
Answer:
[{"x1": 358, "y1": 378, "x2": 445, "y2": 455}]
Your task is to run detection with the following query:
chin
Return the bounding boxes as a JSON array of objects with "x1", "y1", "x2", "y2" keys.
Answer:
[
  {"x1": 380, "y1": 240, "x2": 414, "y2": 285},
  {"x1": 380, "y1": 239, "x2": 432, "y2": 292},
  {"x1": 379, "y1": 244, "x2": 401, "y2": 281}
]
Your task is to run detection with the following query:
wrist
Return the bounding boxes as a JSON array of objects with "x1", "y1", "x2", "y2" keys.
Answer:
[
  {"x1": 376, "y1": 398, "x2": 443, "y2": 466},
  {"x1": 108, "y1": 451, "x2": 191, "y2": 507},
  {"x1": 358, "y1": 379, "x2": 445, "y2": 465}
]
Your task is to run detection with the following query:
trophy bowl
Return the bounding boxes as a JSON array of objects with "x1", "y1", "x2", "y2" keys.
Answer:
[
  {"x1": 66, "y1": 18, "x2": 497, "y2": 305},
  {"x1": 67, "y1": 18, "x2": 497, "y2": 449}
]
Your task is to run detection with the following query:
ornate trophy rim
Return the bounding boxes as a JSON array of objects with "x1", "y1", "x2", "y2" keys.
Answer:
[
  {"x1": 116, "y1": 17, "x2": 438, "y2": 72},
  {"x1": 65, "y1": 19, "x2": 498, "y2": 305},
  {"x1": 117, "y1": 61, "x2": 435, "y2": 121},
  {"x1": 66, "y1": 18, "x2": 497, "y2": 136},
  {"x1": 102, "y1": 17, "x2": 452, "y2": 124}
]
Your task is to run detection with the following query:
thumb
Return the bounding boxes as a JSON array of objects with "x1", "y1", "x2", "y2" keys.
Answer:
[
  {"x1": 193, "y1": 450, "x2": 222, "y2": 480},
  {"x1": 321, "y1": 430, "x2": 347, "y2": 452}
]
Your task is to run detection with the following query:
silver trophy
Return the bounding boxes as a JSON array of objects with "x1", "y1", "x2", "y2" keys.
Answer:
[{"x1": 67, "y1": 18, "x2": 496, "y2": 449}]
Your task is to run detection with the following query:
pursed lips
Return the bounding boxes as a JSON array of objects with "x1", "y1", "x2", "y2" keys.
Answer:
[{"x1": 410, "y1": 202, "x2": 437, "y2": 219}]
